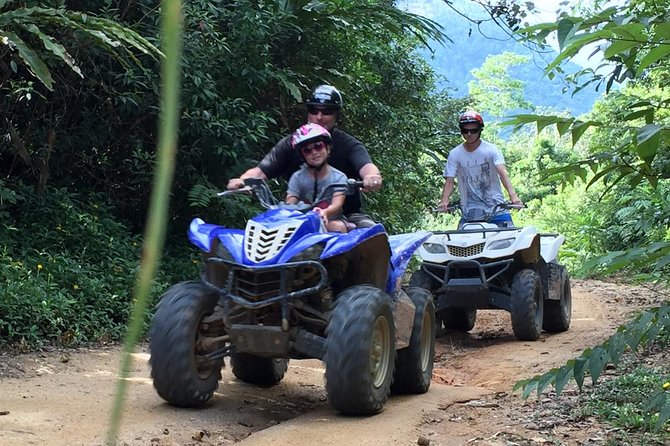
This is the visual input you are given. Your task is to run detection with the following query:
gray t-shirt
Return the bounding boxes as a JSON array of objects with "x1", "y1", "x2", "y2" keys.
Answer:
[
  {"x1": 443, "y1": 140, "x2": 506, "y2": 214},
  {"x1": 287, "y1": 165, "x2": 347, "y2": 217}
]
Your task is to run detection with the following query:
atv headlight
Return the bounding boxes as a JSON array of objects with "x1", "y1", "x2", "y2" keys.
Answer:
[
  {"x1": 422, "y1": 242, "x2": 446, "y2": 254},
  {"x1": 289, "y1": 243, "x2": 325, "y2": 262},
  {"x1": 488, "y1": 238, "x2": 514, "y2": 250}
]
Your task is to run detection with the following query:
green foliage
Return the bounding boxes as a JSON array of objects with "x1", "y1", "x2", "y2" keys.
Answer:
[
  {"x1": 586, "y1": 366, "x2": 670, "y2": 433},
  {"x1": 0, "y1": 185, "x2": 196, "y2": 347},
  {"x1": 0, "y1": 1, "x2": 161, "y2": 90},
  {"x1": 515, "y1": 303, "x2": 670, "y2": 432}
]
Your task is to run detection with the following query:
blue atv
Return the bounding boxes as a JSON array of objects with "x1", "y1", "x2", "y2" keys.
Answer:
[{"x1": 149, "y1": 178, "x2": 435, "y2": 415}]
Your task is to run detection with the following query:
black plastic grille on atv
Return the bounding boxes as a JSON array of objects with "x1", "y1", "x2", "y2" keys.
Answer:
[
  {"x1": 234, "y1": 269, "x2": 282, "y2": 301},
  {"x1": 447, "y1": 243, "x2": 485, "y2": 257},
  {"x1": 233, "y1": 266, "x2": 320, "y2": 302}
]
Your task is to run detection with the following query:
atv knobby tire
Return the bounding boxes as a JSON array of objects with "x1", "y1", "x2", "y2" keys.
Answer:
[
  {"x1": 510, "y1": 269, "x2": 544, "y2": 341},
  {"x1": 391, "y1": 287, "x2": 435, "y2": 394},
  {"x1": 442, "y1": 308, "x2": 477, "y2": 332},
  {"x1": 324, "y1": 285, "x2": 396, "y2": 415},
  {"x1": 543, "y1": 263, "x2": 572, "y2": 332},
  {"x1": 410, "y1": 268, "x2": 445, "y2": 332},
  {"x1": 409, "y1": 268, "x2": 436, "y2": 292},
  {"x1": 150, "y1": 281, "x2": 223, "y2": 407},
  {"x1": 231, "y1": 353, "x2": 288, "y2": 386}
]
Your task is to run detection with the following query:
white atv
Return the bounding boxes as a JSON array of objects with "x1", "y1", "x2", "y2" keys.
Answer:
[{"x1": 410, "y1": 203, "x2": 571, "y2": 341}]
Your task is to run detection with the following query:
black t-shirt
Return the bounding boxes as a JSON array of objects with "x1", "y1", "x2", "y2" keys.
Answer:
[{"x1": 258, "y1": 128, "x2": 372, "y2": 215}]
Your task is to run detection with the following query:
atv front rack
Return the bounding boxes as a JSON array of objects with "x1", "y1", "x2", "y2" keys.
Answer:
[
  {"x1": 203, "y1": 257, "x2": 328, "y2": 309},
  {"x1": 421, "y1": 258, "x2": 515, "y2": 310}
]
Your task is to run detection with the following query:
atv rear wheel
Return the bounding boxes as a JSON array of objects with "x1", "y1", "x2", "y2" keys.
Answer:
[
  {"x1": 543, "y1": 264, "x2": 572, "y2": 332},
  {"x1": 150, "y1": 281, "x2": 223, "y2": 407},
  {"x1": 324, "y1": 285, "x2": 395, "y2": 415},
  {"x1": 442, "y1": 308, "x2": 477, "y2": 332},
  {"x1": 510, "y1": 269, "x2": 544, "y2": 341},
  {"x1": 391, "y1": 287, "x2": 435, "y2": 394},
  {"x1": 231, "y1": 353, "x2": 288, "y2": 386}
]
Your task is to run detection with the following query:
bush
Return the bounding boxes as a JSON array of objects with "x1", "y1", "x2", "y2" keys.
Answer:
[{"x1": 0, "y1": 185, "x2": 197, "y2": 347}]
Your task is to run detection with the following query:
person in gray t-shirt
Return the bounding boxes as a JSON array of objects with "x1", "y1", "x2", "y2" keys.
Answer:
[
  {"x1": 285, "y1": 123, "x2": 351, "y2": 233},
  {"x1": 438, "y1": 111, "x2": 522, "y2": 228}
]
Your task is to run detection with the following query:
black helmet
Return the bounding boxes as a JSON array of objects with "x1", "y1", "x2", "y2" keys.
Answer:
[{"x1": 306, "y1": 85, "x2": 342, "y2": 109}]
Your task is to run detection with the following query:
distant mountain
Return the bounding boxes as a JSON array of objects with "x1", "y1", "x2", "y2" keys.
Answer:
[{"x1": 407, "y1": 0, "x2": 602, "y2": 116}]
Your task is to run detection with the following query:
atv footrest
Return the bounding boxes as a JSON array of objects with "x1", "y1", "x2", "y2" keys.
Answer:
[{"x1": 228, "y1": 324, "x2": 291, "y2": 357}]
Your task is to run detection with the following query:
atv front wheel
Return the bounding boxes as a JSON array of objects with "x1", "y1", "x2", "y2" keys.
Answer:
[
  {"x1": 391, "y1": 287, "x2": 435, "y2": 394},
  {"x1": 442, "y1": 308, "x2": 477, "y2": 332},
  {"x1": 543, "y1": 264, "x2": 572, "y2": 332},
  {"x1": 409, "y1": 268, "x2": 436, "y2": 292},
  {"x1": 231, "y1": 353, "x2": 288, "y2": 386},
  {"x1": 150, "y1": 281, "x2": 223, "y2": 407},
  {"x1": 324, "y1": 285, "x2": 395, "y2": 415},
  {"x1": 510, "y1": 269, "x2": 544, "y2": 341}
]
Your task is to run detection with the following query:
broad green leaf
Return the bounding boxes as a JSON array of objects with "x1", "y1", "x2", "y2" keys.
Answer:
[
  {"x1": 21, "y1": 23, "x2": 82, "y2": 77},
  {"x1": 537, "y1": 370, "x2": 556, "y2": 395},
  {"x1": 636, "y1": 45, "x2": 670, "y2": 75},
  {"x1": 586, "y1": 164, "x2": 618, "y2": 190},
  {"x1": 654, "y1": 400, "x2": 670, "y2": 431},
  {"x1": 556, "y1": 121, "x2": 571, "y2": 136},
  {"x1": 573, "y1": 355, "x2": 588, "y2": 390},
  {"x1": 610, "y1": 22, "x2": 646, "y2": 40},
  {"x1": 645, "y1": 390, "x2": 666, "y2": 412},
  {"x1": 653, "y1": 22, "x2": 670, "y2": 39},
  {"x1": 547, "y1": 29, "x2": 611, "y2": 73},
  {"x1": 522, "y1": 379, "x2": 539, "y2": 399},
  {"x1": 3, "y1": 31, "x2": 53, "y2": 90},
  {"x1": 605, "y1": 331, "x2": 625, "y2": 364},
  {"x1": 554, "y1": 365, "x2": 574, "y2": 396},
  {"x1": 556, "y1": 18, "x2": 580, "y2": 50},
  {"x1": 571, "y1": 120, "x2": 597, "y2": 145},
  {"x1": 603, "y1": 39, "x2": 640, "y2": 59},
  {"x1": 623, "y1": 108, "x2": 653, "y2": 122},
  {"x1": 588, "y1": 346, "x2": 608, "y2": 383},
  {"x1": 636, "y1": 124, "x2": 662, "y2": 164},
  {"x1": 656, "y1": 254, "x2": 670, "y2": 270}
]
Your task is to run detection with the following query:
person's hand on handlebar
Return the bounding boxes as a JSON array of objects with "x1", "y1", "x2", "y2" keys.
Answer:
[
  {"x1": 436, "y1": 201, "x2": 450, "y2": 212},
  {"x1": 509, "y1": 193, "x2": 523, "y2": 207},
  {"x1": 362, "y1": 174, "x2": 382, "y2": 192},
  {"x1": 227, "y1": 178, "x2": 245, "y2": 190}
]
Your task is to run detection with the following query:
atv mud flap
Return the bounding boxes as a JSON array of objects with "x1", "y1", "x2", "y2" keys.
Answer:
[
  {"x1": 227, "y1": 324, "x2": 326, "y2": 359},
  {"x1": 422, "y1": 259, "x2": 514, "y2": 311}
]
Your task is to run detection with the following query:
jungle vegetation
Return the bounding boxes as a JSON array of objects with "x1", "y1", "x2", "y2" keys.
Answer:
[{"x1": 1, "y1": 0, "x2": 669, "y2": 435}]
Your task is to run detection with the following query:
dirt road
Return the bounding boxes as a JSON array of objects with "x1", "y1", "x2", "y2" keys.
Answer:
[{"x1": 0, "y1": 279, "x2": 663, "y2": 446}]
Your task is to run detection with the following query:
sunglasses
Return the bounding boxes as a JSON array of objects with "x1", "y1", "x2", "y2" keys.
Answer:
[
  {"x1": 301, "y1": 141, "x2": 327, "y2": 155},
  {"x1": 461, "y1": 128, "x2": 481, "y2": 135},
  {"x1": 307, "y1": 105, "x2": 337, "y2": 116}
]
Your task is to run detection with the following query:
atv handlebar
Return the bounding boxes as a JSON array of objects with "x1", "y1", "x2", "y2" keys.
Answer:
[
  {"x1": 434, "y1": 201, "x2": 525, "y2": 215},
  {"x1": 218, "y1": 178, "x2": 364, "y2": 211}
]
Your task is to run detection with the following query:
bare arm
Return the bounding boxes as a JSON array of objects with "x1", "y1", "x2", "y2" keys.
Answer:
[
  {"x1": 321, "y1": 193, "x2": 345, "y2": 219},
  {"x1": 437, "y1": 177, "x2": 455, "y2": 211},
  {"x1": 285, "y1": 193, "x2": 299, "y2": 204},
  {"x1": 495, "y1": 164, "x2": 522, "y2": 205},
  {"x1": 359, "y1": 162, "x2": 382, "y2": 191},
  {"x1": 227, "y1": 166, "x2": 268, "y2": 190}
]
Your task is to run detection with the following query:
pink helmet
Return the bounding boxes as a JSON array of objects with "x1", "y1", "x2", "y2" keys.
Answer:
[{"x1": 291, "y1": 123, "x2": 332, "y2": 150}]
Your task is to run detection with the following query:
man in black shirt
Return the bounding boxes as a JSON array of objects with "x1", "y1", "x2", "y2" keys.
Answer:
[{"x1": 227, "y1": 85, "x2": 382, "y2": 228}]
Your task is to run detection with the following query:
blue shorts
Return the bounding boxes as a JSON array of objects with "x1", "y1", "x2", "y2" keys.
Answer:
[{"x1": 459, "y1": 213, "x2": 514, "y2": 229}]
